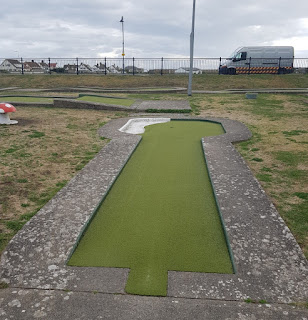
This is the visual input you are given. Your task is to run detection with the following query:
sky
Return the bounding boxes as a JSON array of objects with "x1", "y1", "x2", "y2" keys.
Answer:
[{"x1": 1, "y1": 0, "x2": 308, "y2": 59}]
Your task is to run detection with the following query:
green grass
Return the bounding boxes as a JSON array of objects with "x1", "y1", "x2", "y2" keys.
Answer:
[
  {"x1": 0, "y1": 73, "x2": 308, "y2": 90},
  {"x1": 28, "y1": 130, "x2": 45, "y2": 138},
  {"x1": 275, "y1": 151, "x2": 307, "y2": 166},
  {"x1": 0, "y1": 96, "x2": 52, "y2": 102},
  {"x1": 68, "y1": 120, "x2": 233, "y2": 296},
  {"x1": 77, "y1": 95, "x2": 135, "y2": 106}
]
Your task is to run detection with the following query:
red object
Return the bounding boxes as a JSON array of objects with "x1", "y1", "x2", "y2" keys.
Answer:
[{"x1": 0, "y1": 103, "x2": 16, "y2": 113}]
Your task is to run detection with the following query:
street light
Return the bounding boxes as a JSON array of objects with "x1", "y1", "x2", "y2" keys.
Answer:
[
  {"x1": 188, "y1": 0, "x2": 196, "y2": 96},
  {"x1": 120, "y1": 16, "x2": 125, "y2": 74}
]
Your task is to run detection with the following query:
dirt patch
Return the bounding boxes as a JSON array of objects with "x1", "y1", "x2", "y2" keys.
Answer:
[{"x1": 13, "y1": 118, "x2": 38, "y2": 126}]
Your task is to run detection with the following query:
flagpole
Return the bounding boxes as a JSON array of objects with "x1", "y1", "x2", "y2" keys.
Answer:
[
  {"x1": 120, "y1": 16, "x2": 125, "y2": 74},
  {"x1": 188, "y1": 0, "x2": 196, "y2": 96}
]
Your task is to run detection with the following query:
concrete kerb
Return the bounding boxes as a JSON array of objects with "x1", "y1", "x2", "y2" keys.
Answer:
[{"x1": 0, "y1": 115, "x2": 307, "y2": 319}]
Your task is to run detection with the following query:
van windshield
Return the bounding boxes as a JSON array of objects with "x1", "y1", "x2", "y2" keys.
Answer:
[
  {"x1": 227, "y1": 50, "x2": 238, "y2": 60},
  {"x1": 227, "y1": 47, "x2": 242, "y2": 59}
]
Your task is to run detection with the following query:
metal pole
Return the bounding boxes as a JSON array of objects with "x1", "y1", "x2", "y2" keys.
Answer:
[
  {"x1": 161, "y1": 57, "x2": 164, "y2": 75},
  {"x1": 21, "y1": 57, "x2": 24, "y2": 75},
  {"x1": 188, "y1": 0, "x2": 196, "y2": 96},
  {"x1": 48, "y1": 57, "x2": 51, "y2": 74},
  {"x1": 120, "y1": 16, "x2": 125, "y2": 74},
  {"x1": 133, "y1": 57, "x2": 135, "y2": 75}
]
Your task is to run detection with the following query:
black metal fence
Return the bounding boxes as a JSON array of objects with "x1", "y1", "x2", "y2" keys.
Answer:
[{"x1": 0, "y1": 57, "x2": 307, "y2": 75}]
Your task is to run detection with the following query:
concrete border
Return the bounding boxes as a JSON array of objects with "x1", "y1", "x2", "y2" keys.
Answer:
[{"x1": 0, "y1": 116, "x2": 307, "y2": 318}]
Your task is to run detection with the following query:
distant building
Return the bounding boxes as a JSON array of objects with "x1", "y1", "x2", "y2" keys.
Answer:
[
  {"x1": 92, "y1": 62, "x2": 108, "y2": 74},
  {"x1": 125, "y1": 65, "x2": 144, "y2": 74},
  {"x1": 23, "y1": 60, "x2": 45, "y2": 73},
  {"x1": 0, "y1": 59, "x2": 22, "y2": 73},
  {"x1": 108, "y1": 64, "x2": 121, "y2": 74},
  {"x1": 175, "y1": 67, "x2": 202, "y2": 74},
  {"x1": 63, "y1": 63, "x2": 92, "y2": 74}
]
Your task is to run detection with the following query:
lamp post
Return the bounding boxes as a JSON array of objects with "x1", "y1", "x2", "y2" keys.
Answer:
[
  {"x1": 120, "y1": 16, "x2": 125, "y2": 74},
  {"x1": 188, "y1": 0, "x2": 196, "y2": 96}
]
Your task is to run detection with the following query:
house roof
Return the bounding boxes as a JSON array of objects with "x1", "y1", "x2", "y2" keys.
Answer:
[
  {"x1": 40, "y1": 61, "x2": 49, "y2": 68},
  {"x1": 24, "y1": 61, "x2": 42, "y2": 69},
  {"x1": 6, "y1": 59, "x2": 22, "y2": 67},
  {"x1": 63, "y1": 64, "x2": 77, "y2": 70}
]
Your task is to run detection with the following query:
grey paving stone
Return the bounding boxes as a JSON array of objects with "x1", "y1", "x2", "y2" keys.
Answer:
[{"x1": 0, "y1": 288, "x2": 307, "y2": 320}]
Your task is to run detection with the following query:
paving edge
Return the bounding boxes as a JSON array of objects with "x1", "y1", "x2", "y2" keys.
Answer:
[{"x1": 0, "y1": 287, "x2": 308, "y2": 320}]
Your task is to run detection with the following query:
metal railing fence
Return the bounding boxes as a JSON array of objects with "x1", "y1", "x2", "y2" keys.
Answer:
[{"x1": 0, "y1": 57, "x2": 307, "y2": 75}]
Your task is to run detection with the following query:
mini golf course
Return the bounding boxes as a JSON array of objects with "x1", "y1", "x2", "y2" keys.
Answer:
[
  {"x1": 77, "y1": 95, "x2": 135, "y2": 106},
  {"x1": 68, "y1": 120, "x2": 233, "y2": 296}
]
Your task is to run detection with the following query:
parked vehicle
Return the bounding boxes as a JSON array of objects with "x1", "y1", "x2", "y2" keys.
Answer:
[{"x1": 219, "y1": 46, "x2": 294, "y2": 75}]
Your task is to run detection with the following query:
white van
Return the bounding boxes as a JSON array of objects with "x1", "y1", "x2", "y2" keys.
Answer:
[{"x1": 219, "y1": 46, "x2": 294, "y2": 75}]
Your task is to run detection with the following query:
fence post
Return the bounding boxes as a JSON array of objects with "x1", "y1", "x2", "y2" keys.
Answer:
[
  {"x1": 248, "y1": 57, "x2": 251, "y2": 75},
  {"x1": 104, "y1": 57, "x2": 107, "y2": 75},
  {"x1": 21, "y1": 57, "x2": 24, "y2": 75},
  {"x1": 48, "y1": 58, "x2": 51, "y2": 74},
  {"x1": 132, "y1": 57, "x2": 135, "y2": 75},
  {"x1": 76, "y1": 58, "x2": 79, "y2": 75},
  {"x1": 219, "y1": 57, "x2": 222, "y2": 75},
  {"x1": 278, "y1": 57, "x2": 281, "y2": 69},
  {"x1": 161, "y1": 57, "x2": 164, "y2": 75}
]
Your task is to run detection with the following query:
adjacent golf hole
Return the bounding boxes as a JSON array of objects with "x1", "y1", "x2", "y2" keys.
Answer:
[{"x1": 68, "y1": 120, "x2": 234, "y2": 296}]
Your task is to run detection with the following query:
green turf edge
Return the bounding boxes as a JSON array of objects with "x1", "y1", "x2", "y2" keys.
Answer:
[
  {"x1": 0, "y1": 95, "x2": 54, "y2": 98},
  {"x1": 65, "y1": 137, "x2": 142, "y2": 264},
  {"x1": 66, "y1": 118, "x2": 236, "y2": 275},
  {"x1": 78, "y1": 93, "x2": 130, "y2": 100},
  {"x1": 145, "y1": 109, "x2": 191, "y2": 113},
  {"x1": 171, "y1": 118, "x2": 235, "y2": 273}
]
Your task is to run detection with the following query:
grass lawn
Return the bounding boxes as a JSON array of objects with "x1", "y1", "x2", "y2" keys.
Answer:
[
  {"x1": 77, "y1": 95, "x2": 135, "y2": 106},
  {"x1": 68, "y1": 120, "x2": 232, "y2": 296},
  {"x1": 0, "y1": 73, "x2": 308, "y2": 90},
  {"x1": 0, "y1": 107, "x2": 128, "y2": 253}
]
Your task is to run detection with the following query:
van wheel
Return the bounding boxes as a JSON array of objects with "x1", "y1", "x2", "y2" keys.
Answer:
[
  {"x1": 278, "y1": 68, "x2": 286, "y2": 74},
  {"x1": 228, "y1": 68, "x2": 236, "y2": 75}
]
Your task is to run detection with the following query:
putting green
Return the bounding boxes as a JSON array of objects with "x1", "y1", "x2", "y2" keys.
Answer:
[
  {"x1": 68, "y1": 120, "x2": 233, "y2": 296},
  {"x1": 77, "y1": 95, "x2": 135, "y2": 106}
]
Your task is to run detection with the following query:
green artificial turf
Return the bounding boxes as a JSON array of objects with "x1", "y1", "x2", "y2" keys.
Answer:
[
  {"x1": 68, "y1": 120, "x2": 233, "y2": 296},
  {"x1": 77, "y1": 95, "x2": 135, "y2": 106},
  {"x1": 0, "y1": 97, "x2": 52, "y2": 102}
]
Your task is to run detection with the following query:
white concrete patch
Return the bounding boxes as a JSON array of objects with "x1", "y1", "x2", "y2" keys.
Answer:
[{"x1": 119, "y1": 118, "x2": 170, "y2": 134}]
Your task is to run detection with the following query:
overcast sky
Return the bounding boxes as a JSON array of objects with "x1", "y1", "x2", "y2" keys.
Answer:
[{"x1": 1, "y1": 0, "x2": 308, "y2": 59}]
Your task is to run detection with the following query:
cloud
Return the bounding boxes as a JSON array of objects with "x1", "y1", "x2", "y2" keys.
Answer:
[{"x1": 0, "y1": 0, "x2": 307, "y2": 59}]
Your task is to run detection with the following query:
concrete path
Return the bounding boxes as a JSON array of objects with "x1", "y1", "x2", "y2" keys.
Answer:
[{"x1": 0, "y1": 114, "x2": 307, "y2": 319}]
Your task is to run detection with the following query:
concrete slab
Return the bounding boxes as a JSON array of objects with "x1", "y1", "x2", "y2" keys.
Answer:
[
  {"x1": 1, "y1": 288, "x2": 307, "y2": 320},
  {"x1": 0, "y1": 115, "x2": 307, "y2": 318},
  {"x1": 135, "y1": 100, "x2": 191, "y2": 112}
]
